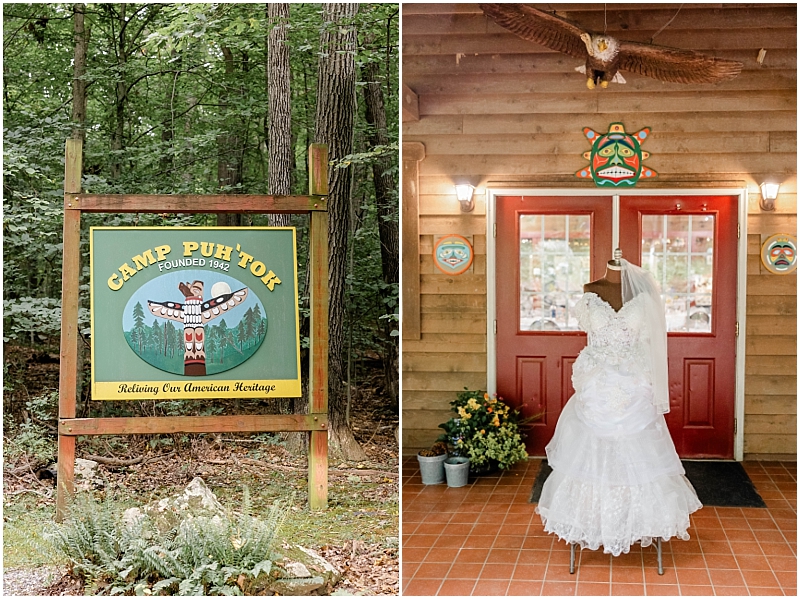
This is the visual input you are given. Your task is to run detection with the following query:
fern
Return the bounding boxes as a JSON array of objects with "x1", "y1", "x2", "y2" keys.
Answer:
[{"x1": 49, "y1": 488, "x2": 287, "y2": 595}]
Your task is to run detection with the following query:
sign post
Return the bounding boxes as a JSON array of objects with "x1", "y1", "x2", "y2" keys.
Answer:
[{"x1": 56, "y1": 139, "x2": 329, "y2": 520}]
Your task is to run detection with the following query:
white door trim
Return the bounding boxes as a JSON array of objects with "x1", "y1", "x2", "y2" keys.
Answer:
[{"x1": 486, "y1": 187, "x2": 748, "y2": 461}]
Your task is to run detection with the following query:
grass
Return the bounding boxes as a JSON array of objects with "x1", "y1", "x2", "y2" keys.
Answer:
[
  {"x1": 3, "y1": 453, "x2": 398, "y2": 571},
  {"x1": 3, "y1": 495, "x2": 61, "y2": 568}
]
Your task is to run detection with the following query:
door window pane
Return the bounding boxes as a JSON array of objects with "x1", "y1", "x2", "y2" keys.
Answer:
[
  {"x1": 641, "y1": 215, "x2": 714, "y2": 333},
  {"x1": 519, "y1": 214, "x2": 591, "y2": 331}
]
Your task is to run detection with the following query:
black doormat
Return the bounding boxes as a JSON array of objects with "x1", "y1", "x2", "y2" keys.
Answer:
[{"x1": 529, "y1": 460, "x2": 766, "y2": 508}]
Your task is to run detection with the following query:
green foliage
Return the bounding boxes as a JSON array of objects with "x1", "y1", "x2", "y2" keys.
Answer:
[
  {"x1": 50, "y1": 489, "x2": 287, "y2": 596},
  {"x1": 3, "y1": 391, "x2": 58, "y2": 462},
  {"x1": 438, "y1": 389, "x2": 529, "y2": 471},
  {"x1": 3, "y1": 496, "x2": 62, "y2": 568},
  {"x1": 3, "y1": 3, "x2": 399, "y2": 413},
  {"x1": 3, "y1": 418, "x2": 55, "y2": 463}
]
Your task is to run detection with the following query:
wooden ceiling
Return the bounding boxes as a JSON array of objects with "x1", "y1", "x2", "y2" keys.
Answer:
[{"x1": 403, "y1": 3, "x2": 797, "y2": 100}]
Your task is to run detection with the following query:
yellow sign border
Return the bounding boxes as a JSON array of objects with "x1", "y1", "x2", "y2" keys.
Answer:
[{"x1": 93, "y1": 380, "x2": 301, "y2": 400}]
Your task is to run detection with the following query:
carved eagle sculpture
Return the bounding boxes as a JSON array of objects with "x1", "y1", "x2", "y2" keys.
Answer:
[{"x1": 479, "y1": 4, "x2": 743, "y2": 89}]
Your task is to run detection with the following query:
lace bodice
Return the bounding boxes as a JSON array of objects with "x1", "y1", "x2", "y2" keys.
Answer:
[
  {"x1": 574, "y1": 291, "x2": 648, "y2": 356},
  {"x1": 571, "y1": 292, "x2": 654, "y2": 425}
]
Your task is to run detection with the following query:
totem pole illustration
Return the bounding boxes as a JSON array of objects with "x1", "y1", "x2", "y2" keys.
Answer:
[{"x1": 147, "y1": 280, "x2": 249, "y2": 375}]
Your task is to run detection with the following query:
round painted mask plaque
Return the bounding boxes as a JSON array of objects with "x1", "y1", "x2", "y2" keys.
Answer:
[
  {"x1": 760, "y1": 233, "x2": 797, "y2": 274},
  {"x1": 433, "y1": 234, "x2": 474, "y2": 276}
]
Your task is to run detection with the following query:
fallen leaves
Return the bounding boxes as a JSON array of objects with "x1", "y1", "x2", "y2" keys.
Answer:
[{"x1": 318, "y1": 540, "x2": 399, "y2": 596}]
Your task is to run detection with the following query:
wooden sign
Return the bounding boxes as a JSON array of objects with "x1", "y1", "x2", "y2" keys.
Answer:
[
  {"x1": 760, "y1": 233, "x2": 797, "y2": 274},
  {"x1": 91, "y1": 227, "x2": 301, "y2": 400}
]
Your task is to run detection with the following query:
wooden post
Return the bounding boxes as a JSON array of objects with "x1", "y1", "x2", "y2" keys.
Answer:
[
  {"x1": 308, "y1": 144, "x2": 329, "y2": 510},
  {"x1": 56, "y1": 139, "x2": 83, "y2": 521},
  {"x1": 309, "y1": 143, "x2": 329, "y2": 197},
  {"x1": 402, "y1": 142, "x2": 424, "y2": 340}
]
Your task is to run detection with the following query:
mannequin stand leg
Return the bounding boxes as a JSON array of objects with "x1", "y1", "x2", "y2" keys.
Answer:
[
  {"x1": 569, "y1": 542, "x2": 576, "y2": 574},
  {"x1": 657, "y1": 538, "x2": 663, "y2": 575}
]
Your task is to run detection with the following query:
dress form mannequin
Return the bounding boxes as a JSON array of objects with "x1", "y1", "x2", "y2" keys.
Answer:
[{"x1": 584, "y1": 248, "x2": 624, "y2": 311}]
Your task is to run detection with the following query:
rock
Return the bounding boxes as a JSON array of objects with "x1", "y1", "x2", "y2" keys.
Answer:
[
  {"x1": 74, "y1": 458, "x2": 98, "y2": 477},
  {"x1": 296, "y1": 546, "x2": 342, "y2": 586},
  {"x1": 270, "y1": 576, "x2": 326, "y2": 596},
  {"x1": 122, "y1": 477, "x2": 226, "y2": 531},
  {"x1": 73, "y1": 458, "x2": 102, "y2": 491},
  {"x1": 284, "y1": 561, "x2": 312, "y2": 578},
  {"x1": 269, "y1": 545, "x2": 342, "y2": 595}
]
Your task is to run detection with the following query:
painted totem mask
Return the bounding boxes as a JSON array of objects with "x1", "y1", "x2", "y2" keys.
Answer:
[
  {"x1": 761, "y1": 233, "x2": 798, "y2": 274},
  {"x1": 576, "y1": 122, "x2": 657, "y2": 187}
]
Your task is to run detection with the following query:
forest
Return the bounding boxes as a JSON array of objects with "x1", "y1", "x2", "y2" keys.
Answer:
[
  {"x1": 3, "y1": 3, "x2": 399, "y2": 594},
  {"x1": 4, "y1": 1, "x2": 399, "y2": 451}
]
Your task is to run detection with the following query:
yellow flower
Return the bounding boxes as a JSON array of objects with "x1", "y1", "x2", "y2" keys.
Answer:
[
  {"x1": 492, "y1": 415, "x2": 500, "y2": 427},
  {"x1": 467, "y1": 398, "x2": 480, "y2": 410},
  {"x1": 480, "y1": 429, "x2": 485, "y2": 435},
  {"x1": 483, "y1": 393, "x2": 490, "y2": 400},
  {"x1": 457, "y1": 406, "x2": 468, "y2": 418}
]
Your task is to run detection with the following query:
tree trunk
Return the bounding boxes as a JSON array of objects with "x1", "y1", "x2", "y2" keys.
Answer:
[
  {"x1": 267, "y1": 3, "x2": 293, "y2": 228},
  {"x1": 361, "y1": 58, "x2": 399, "y2": 408},
  {"x1": 265, "y1": 3, "x2": 300, "y2": 433},
  {"x1": 161, "y1": 52, "x2": 178, "y2": 175},
  {"x1": 110, "y1": 3, "x2": 126, "y2": 179},
  {"x1": 217, "y1": 46, "x2": 243, "y2": 227},
  {"x1": 71, "y1": 3, "x2": 87, "y2": 142},
  {"x1": 72, "y1": 3, "x2": 88, "y2": 411},
  {"x1": 314, "y1": 3, "x2": 366, "y2": 461}
]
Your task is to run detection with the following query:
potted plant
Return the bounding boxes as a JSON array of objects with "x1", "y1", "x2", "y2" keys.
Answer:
[
  {"x1": 416, "y1": 441, "x2": 448, "y2": 484},
  {"x1": 438, "y1": 389, "x2": 529, "y2": 475}
]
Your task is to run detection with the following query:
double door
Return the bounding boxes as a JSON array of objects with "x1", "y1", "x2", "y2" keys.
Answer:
[{"x1": 495, "y1": 194, "x2": 738, "y2": 458}]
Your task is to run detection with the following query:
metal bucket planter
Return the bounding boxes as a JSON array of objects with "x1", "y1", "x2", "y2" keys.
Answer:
[
  {"x1": 417, "y1": 453, "x2": 447, "y2": 484},
  {"x1": 444, "y1": 456, "x2": 470, "y2": 487}
]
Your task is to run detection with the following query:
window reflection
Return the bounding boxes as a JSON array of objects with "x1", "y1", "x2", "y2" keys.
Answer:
[
  {"x1": 641, "y1": 215, "x2": 714, "y2": 333},
  {"x1": 519, "y1": 214, "x2": 591, "y2": 331}
]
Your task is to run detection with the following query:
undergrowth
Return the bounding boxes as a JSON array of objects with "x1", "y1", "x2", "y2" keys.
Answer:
[{"x1": 49, "y1": 489, "x2": 286, "y2": 596}]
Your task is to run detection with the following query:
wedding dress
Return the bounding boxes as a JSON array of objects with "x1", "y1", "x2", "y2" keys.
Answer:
[{"x1": 535, "y1": 262, "x2": 702, "y2": 556}]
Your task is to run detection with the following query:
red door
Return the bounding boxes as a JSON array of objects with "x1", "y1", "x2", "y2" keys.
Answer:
[
  {"x1": 496, "y1": 194, "x2": 738, "y2": 458},
  {"x1": 620, "y1": 195, "x2": 738, "y2": 458},
  {"x1": 496, "y1": 196, "x2": 612, "y2": 456}
]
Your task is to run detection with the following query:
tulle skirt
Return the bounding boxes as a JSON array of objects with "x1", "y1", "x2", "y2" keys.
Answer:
[{"x1": 535, "y1": 383, "x2": 702, "y2": 556}]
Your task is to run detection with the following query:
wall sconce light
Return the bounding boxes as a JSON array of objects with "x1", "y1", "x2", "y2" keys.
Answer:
[
  {"x1": 759, "y1": 182, "x2": 780, "y2": 212},
  {"x1": 454, "y1": 184, "x2": 475, "y2": 213}
]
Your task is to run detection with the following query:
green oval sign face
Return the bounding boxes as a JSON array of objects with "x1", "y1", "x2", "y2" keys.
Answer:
[{"x1": 123, "y1": 270, "x2": 267, "y2": 376}]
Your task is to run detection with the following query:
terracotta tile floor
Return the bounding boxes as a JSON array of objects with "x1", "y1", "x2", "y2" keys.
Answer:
[{"x1": 402, "y1": 458, "x2": 797, "y2": 596}]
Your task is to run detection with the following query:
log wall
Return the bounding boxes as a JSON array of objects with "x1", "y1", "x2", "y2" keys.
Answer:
[{"x1": 402, "y1": 3, "x2": 797, "y2": 457}]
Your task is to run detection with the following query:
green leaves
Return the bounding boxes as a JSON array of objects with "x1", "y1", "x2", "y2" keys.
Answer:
[
  {"x1": 50, "y1": 491, "x2": 287, "y2": 596},
  {"x1": 4, "y1": 3, "x2": 400, "y2": 408},
  {"x1": 438, "y1": 389, "x2": 529, "y2": 470}
]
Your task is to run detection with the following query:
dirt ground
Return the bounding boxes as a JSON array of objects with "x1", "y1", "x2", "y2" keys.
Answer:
[{"x1": 3, "y1": 343, "x2": 399, "y2": 596}]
